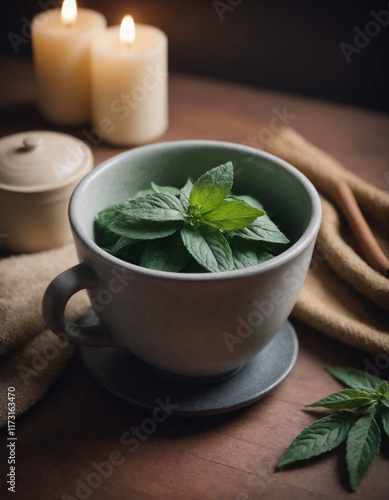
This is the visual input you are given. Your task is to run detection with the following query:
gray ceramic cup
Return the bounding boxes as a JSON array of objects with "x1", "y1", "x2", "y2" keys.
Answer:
[{"x1": 42, "y1": 140, "x2": 321, "y2": 378}]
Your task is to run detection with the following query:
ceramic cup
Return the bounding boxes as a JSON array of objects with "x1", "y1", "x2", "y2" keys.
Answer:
[{"x1": 42, "y1": 140, "x2": 321, "y2": 378}]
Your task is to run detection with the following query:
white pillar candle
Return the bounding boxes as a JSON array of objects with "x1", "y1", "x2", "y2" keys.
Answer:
[
  {"x1": 90, "y1": 16, "x2": 168, "y2": 146},
  {"x1": 31, "y1": 0, "x2": 107, "y2": 126}
]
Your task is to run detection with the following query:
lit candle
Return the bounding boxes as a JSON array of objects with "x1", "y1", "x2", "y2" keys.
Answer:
[
  {"x1": 31, "y1": 0, "x2": 107, "y2": 126},
  {"x1": 90, "y1": 16, "x2": 168, "y2": 146}
]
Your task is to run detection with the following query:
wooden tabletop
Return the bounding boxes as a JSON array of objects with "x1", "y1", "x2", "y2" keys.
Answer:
[{"x1": 1, "y1": 56, "x2": 389, "y2": 500}]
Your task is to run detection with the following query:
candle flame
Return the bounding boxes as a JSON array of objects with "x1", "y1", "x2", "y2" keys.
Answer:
[
  {"x1": 120, "y1": 15, "x2": 135, "y2": 45},
  {"x1": 61, "y1": 0, "x2": 77, "y2": 26}
]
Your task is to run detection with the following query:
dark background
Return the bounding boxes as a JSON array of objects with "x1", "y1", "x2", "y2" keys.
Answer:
[{"x1": 1, "y1": 0, "x2": 388, "y2": 112}]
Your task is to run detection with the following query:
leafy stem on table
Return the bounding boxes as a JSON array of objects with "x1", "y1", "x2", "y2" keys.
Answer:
[{"x1": 276, "y1": 366, "x2": 389, "y2": 492}]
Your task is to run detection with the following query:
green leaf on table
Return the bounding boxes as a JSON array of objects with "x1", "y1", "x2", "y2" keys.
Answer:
[
  {"x1": 326, "y1": 366, "x2": 383, "y2": 391},
  {"x1": 151, "y1": 182, "x2": 181, "y2": 196},
  {"x1": 140, "y1": 233, "x2": 190, "y2": 272},
  {"x1": 189, "y1": 162, "x2": 233, "y2": 213},
  {"x1": 118, "y1": 193, "x2": 185, "y2": 222},
  {"x1": 306, "y1": 389, "x2": 375, "y2": 410},
  {"x1": 181, "y1": 224, "x2": 234, "y2": 272},
  {"x1": 202, "y1": 200, "x2": 264, "y2": 231},
  {"x1": 277, "y1": 411, "x2": 355, "y2": 469},
  {"x1": 346, "y1": 416, "x2": 381, "y2": 491}
]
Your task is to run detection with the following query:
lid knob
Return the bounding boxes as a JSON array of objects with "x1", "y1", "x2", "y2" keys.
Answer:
[
  {"x1": 23, "y1": 136, "x2": 43, "y2": 151},
  {"x1": 0, "y1": 131, "x2": 93, "y2": 190}
]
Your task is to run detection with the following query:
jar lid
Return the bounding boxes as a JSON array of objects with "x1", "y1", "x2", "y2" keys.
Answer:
[{"x1": 0, "y1": 131, "x2": 94, "y2": 192}]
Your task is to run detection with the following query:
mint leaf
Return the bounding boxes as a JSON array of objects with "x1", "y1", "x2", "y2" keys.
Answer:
[
  {"x1": 202, "y1": 200, "x2": 264, "y2": 231},
  {"x1": 94, "y1": 203, "x2": 124, "y2": 248},
  {"x1": 140, "y1": 233, "x2": 190, "y2": 272},
  {"x1": 134, "y1": 188, "x2": 155, "y2": 198},
  {"x1": 326, "y1": 366, "x2": 383, "y2": 391},
  {"x1": 94, "y1": 164, "x2": 287, "y2": 273},
  {"x1": 180, "y1": 178, "x2": 194, "y2": 209},
  {"x1": 257, "y1": 248, "x2": 276, "y2": 263},
  {"x1": 182, "y1": 257, "x2": 207, "y2": 273},
  {"x1": 189, "y1": 162, "x2": 233, "y2": 213},
  {"x1": 306, "y1": 389, "x2": 375, "y2": 409},
  {"x1": 110, "y1": 216, "x2": 182, "y2": 240},
  {"x1": 376, "y1": 380, "x2": 388, "y2": 395},
  {"x1": 228, "y1": 194, "x2": 264, "y2": 210},
  {"x1": 228, "y1": 195, "x2": 289, "y2": 244},
  {"x1": 181, "y1": 225, "x2": 234, "y2": 272},
  {"x1": 380, "y1": 406, "x2": 389, "y2": 439},
  {"x1": 119, "y1": 193, "x2": 185, "y2": 222},
  {"x1": 229, "y1": 238, "x2": 273, "y2": 269},
  {"x1": 109, "y1": 236, "x2": 137, "y2": 255},
  {"x1": 382, "y1": 398, "x2": 389, "y2": 409},
  {"x1": 229, "y1": 238, "x2": 260, "y2": 270},
  {"x1": 113, "y1": 240, "x2": 147, "y2": 265},
  {"x1": 151, "y1": 182, "x2": 181, "y2": 196},
  {"x1": 231, "y1": 216, "x2": 289, "y2": 244},
  {"x1": 346, "y1": 416, "x2": 381, "y2": 491},
  {"x1": 277, "y1": 412, "x2": 355, "y2": 469}
]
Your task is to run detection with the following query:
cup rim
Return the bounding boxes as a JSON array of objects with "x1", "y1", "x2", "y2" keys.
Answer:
[{"x1": 69, "y1": 140, "x2": 322, "y2": 282}]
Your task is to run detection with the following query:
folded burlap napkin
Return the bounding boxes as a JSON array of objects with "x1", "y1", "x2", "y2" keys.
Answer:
[
  {"x1": 264, "y1": 128, "x2": 389, "y2": 354},
  {"x1": 0, "y1": 128, "x2": 388, "y2": 427},
  {"x1": 0, "y1": 245, "x2": 88, "y2": 427}
]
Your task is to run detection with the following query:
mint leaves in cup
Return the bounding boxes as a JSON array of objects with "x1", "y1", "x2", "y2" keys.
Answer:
[
  {"x1": 94, "y1": 162, "x2": 289, "y2": 272},
  {"x1": 277, "y1": 366, "x2": 389, "y2": 491}
]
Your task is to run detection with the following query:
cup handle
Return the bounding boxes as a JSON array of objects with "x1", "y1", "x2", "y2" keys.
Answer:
[{"x1": 42, "y1": 262, "x2": 119, "y2": 347}]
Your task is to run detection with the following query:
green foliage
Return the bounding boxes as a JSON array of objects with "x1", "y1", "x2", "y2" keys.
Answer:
[
  {"x1": 277, "y1": 366, "x2": 389, "y2": 492},
  {"x1": 94, "y1": 162, "x2": 289, "y2": 273}
]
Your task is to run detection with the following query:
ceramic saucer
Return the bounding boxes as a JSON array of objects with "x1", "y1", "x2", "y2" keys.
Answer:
[{"x1": 79, "y1": 320, "x2": 298, "y2": 417}]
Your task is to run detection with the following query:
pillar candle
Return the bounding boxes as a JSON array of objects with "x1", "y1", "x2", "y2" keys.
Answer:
[
  {"x1": 90, "y1": 16, "x2": 168, "y2": 146},
  {"x1": 31, "y1": 1, "x2": 107, "y2": 126}
]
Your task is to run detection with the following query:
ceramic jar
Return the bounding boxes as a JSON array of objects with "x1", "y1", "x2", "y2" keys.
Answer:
[{"x1": 0, "y1": 130, "x2": 93, "y2": 253}]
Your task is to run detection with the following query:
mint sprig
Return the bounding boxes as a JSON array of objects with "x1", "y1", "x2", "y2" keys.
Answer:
[
  {"x1": 94, "y1": 162, "x2": 289, "y2": 273},
  {"x1": 276, "y1": 366, "x2": 389, "y2": 491}
]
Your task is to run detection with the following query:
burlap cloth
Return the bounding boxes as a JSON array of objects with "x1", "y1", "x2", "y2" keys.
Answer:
[{"x1": 0, "y1": 128, "x2": 388, "y2": 427}]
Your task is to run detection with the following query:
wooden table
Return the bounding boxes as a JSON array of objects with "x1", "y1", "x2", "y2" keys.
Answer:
[{"x1": 1, "y1": 56, "x2": 388, "y2": 500}]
